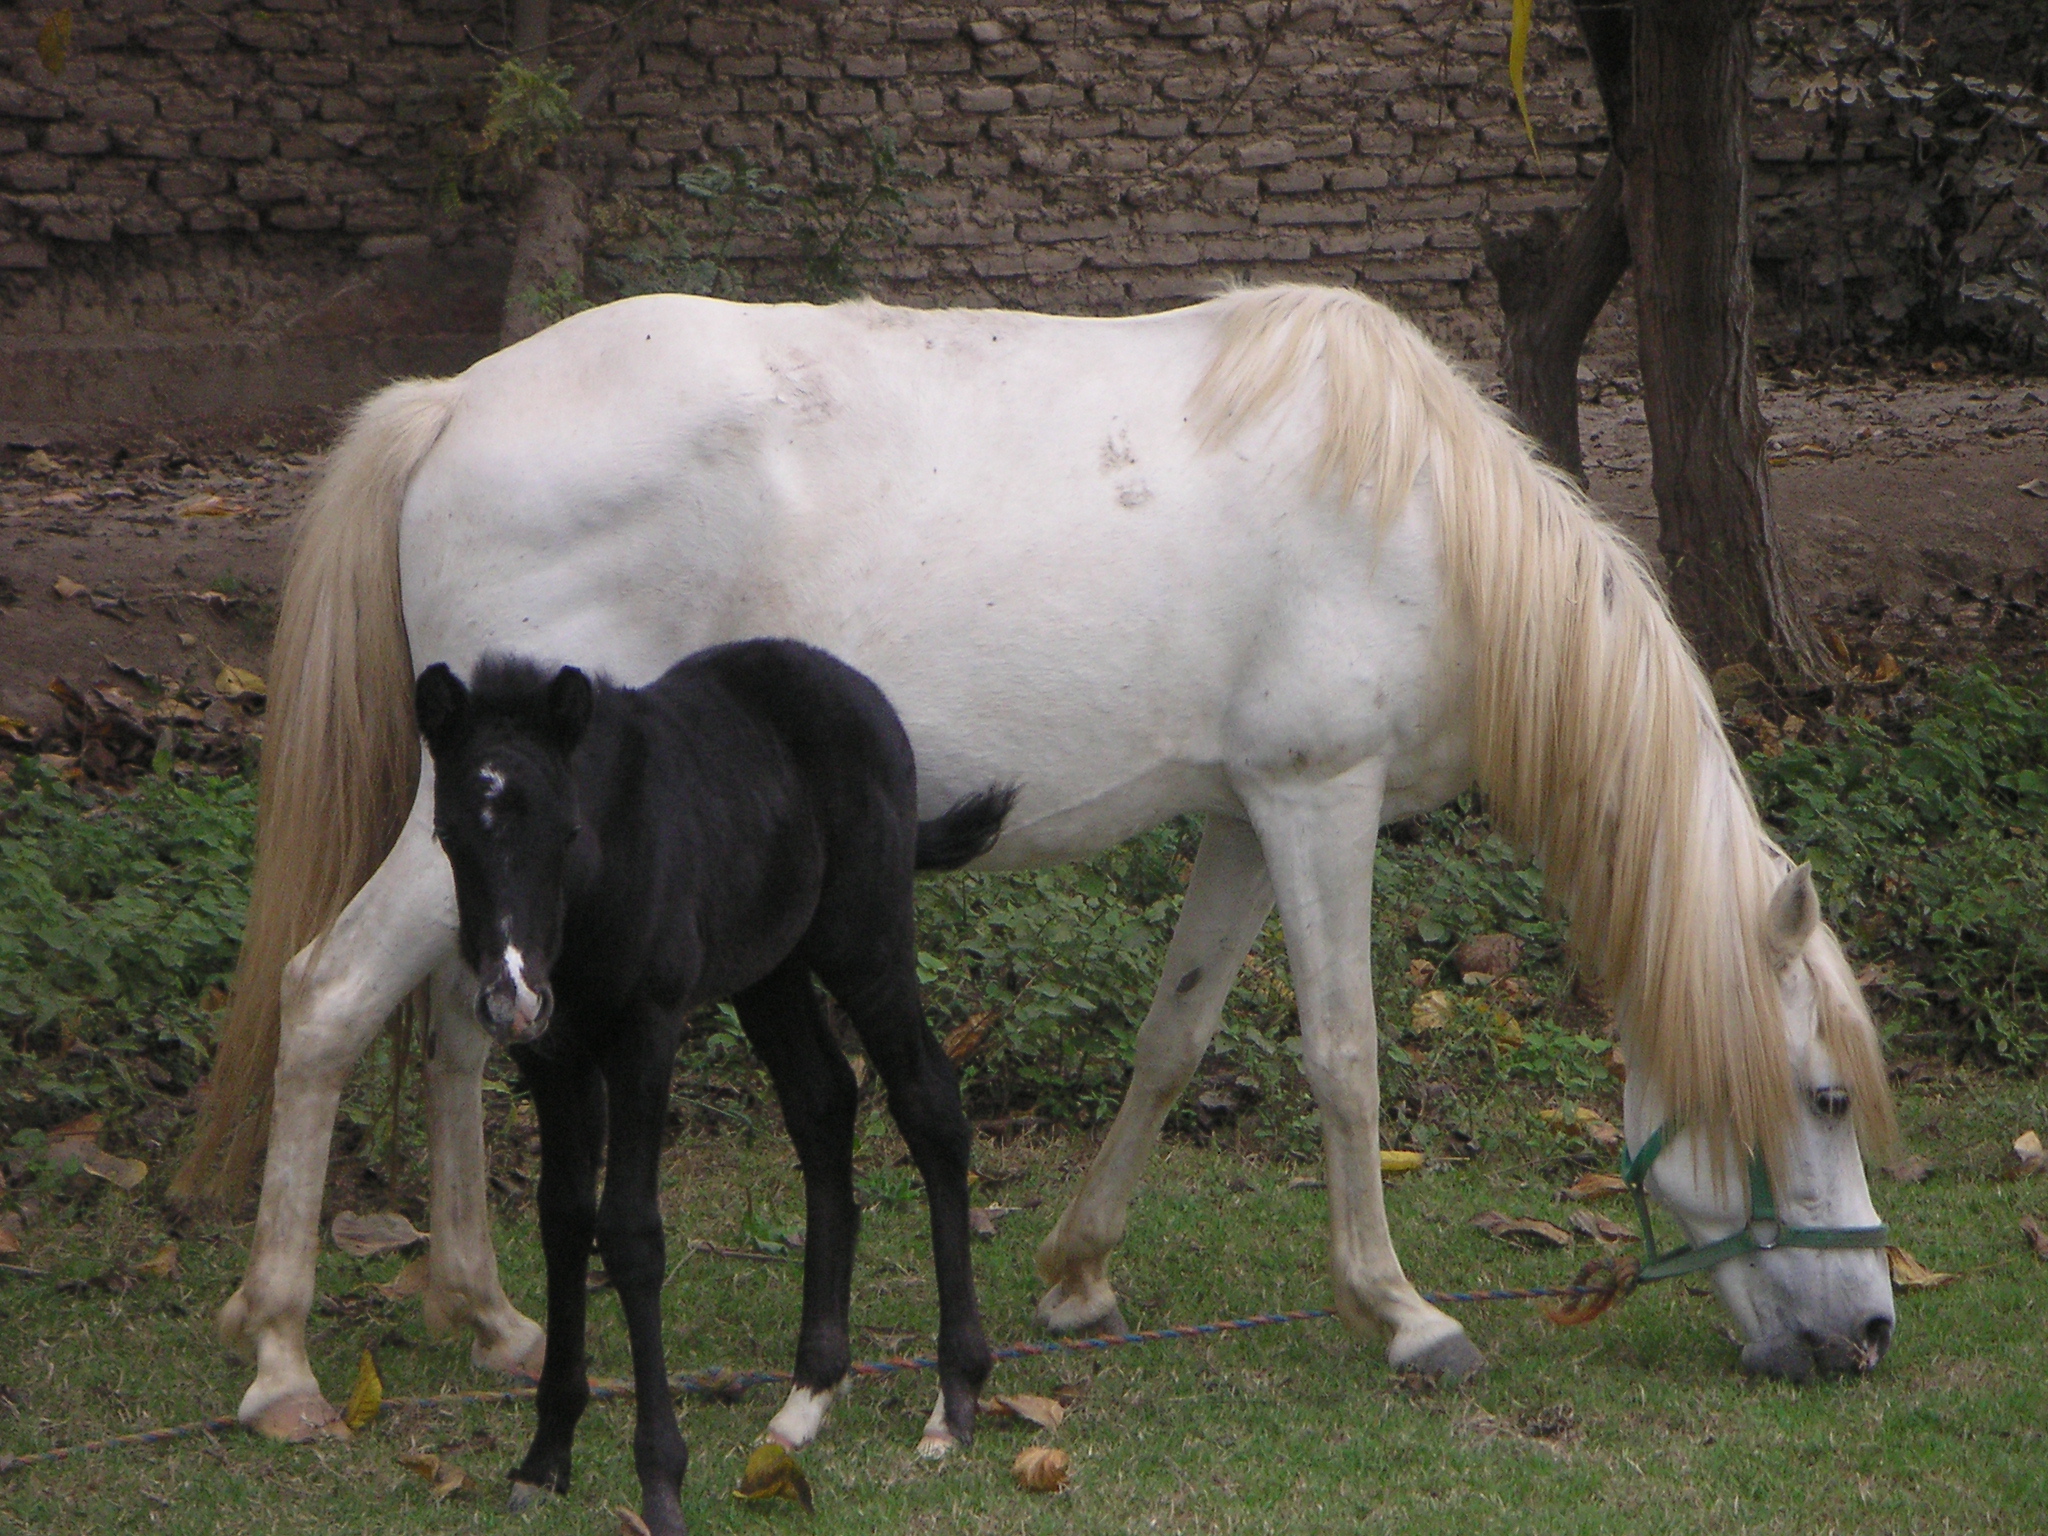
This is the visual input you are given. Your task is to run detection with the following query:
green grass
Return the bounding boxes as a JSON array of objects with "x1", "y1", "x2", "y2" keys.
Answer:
[{"x1": 3, "y1": 1069, "x2": 2045, "y2": 1535}]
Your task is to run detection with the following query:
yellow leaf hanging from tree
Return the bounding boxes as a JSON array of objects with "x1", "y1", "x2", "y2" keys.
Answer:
[{"x1": 1508, "y1": 0, "x2": 1539, "y2": 165}]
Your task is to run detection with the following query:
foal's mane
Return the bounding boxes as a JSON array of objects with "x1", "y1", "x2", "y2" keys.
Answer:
[{"x1": 1192, "y1": 285, "x2": 1893, "y2": 1170}]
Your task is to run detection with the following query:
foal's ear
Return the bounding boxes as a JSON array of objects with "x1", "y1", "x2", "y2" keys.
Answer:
[
  {"x1": 546, "y1": 666, "x2": 594, "y2": 751},
  {"x1": 1764, "y1": 863, "x2": 1821, "y2": 970},
  {"x1": 414, "y1": 663, "x2": 469, "y2": 757}
]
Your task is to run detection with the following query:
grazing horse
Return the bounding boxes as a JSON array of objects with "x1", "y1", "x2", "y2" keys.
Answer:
[
  {"x1": 414, "y1": 641, "x2": 1013, "y2": 1530},
  {"x1": 182, "y1": 285, "x2": 1898, "y2": 1444}
]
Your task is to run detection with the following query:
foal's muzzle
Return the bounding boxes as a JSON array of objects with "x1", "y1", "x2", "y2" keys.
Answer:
[{"x1": 476, "y1": 971, "x2": 554, "y2": 1046}]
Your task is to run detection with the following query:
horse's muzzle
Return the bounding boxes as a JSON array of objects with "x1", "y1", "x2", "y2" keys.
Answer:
[{"x1": 476, "y1": 972, "x2": 553, "y2": 1046}]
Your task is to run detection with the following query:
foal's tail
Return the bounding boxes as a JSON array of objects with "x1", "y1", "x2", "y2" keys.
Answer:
[
  {"x1": 171, "y1": 377, "x2": 462, "y2": 1208},
  {"x1": 915, "y1": 785, "x2": 1020, "y2": 871}
]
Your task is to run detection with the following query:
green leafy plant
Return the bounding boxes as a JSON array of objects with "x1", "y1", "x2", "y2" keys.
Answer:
[{"x1": 477, "y1": 58, "x2": 581, "y2": 182}]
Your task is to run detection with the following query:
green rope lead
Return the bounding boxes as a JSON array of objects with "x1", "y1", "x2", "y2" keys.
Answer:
[{"x1": 0, "y1": 1280, "x2": 1621, "y2": 1478}]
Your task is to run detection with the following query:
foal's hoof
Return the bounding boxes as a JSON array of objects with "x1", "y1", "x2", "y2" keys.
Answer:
[
  {"x1": 247, "y1": 1392, "x2": 349, "y2": 1443},
  {"x1": 916, "y1": 1431, "x2": 957, "y2": 1462},
  {"x1": 507, "y1": 1479, "x2": 556, "y2": 1513},
  {"x1": 1393, "y1": 1329, "x2": 1487, "y2": 1385}
]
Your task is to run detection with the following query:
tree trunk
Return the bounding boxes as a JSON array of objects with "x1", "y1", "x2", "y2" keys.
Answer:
[
  {"x1": 1618, "y1": 0, "x2": 1830, "y2": 685},
  {"x1": 1479, "y1": 1, "x2": 1634, "y2": 484},
  {"x1": 500, "y1": 166, "x2": 589, "y2": 346}
]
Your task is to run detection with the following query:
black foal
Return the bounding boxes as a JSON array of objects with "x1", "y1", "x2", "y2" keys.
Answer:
[{"x1": 416, "y1": 639, "x2": 1014, "y2": 1536}]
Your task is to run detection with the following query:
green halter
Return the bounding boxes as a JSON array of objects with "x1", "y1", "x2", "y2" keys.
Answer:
[{"x1": 1620, "y1": 1123, "x2": 1891, "y2": 1285}]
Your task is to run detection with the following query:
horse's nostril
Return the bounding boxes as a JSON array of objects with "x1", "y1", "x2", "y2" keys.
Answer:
[{"x1": 1863, "y1": 1316, "x2": 1894, "y2": 1358}]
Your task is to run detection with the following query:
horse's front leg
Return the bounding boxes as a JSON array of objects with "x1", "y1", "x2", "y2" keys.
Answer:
[
  {"x1": 1035, "y1": 815, "x2": 1275, "y2": 1335},
  {"x1": 420, "y1": 964, "x2": 546, "y2": 1378},
  {"x1": 219, "y1": 809, "x2": 458, "y2": 1438},
  {"x1": 1239, "y1": 765, "x2": 1484, "y2": 1382}
]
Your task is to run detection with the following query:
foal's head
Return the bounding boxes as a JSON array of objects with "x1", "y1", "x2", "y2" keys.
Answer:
[{"x1": 416, "y1": 657, "x2": 595, "y2": 1047}]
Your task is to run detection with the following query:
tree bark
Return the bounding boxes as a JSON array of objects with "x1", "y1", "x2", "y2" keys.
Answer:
[
  {"x1": 1480, "y1": 1, "x2": 1634, "y2": 484},
  {"x1": 1618, "y1": 0, "x2": 1830, "y2": 685}
]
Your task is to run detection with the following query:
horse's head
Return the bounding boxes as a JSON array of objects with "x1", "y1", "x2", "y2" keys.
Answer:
[
  {"x1": 1621, "y1": 863, "x2": 1897, "y2": 1382},
  {"x1": 416, "y1": 659, "x2": 594, "y2": 1048}
]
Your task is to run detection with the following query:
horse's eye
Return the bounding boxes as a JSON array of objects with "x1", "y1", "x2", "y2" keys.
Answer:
[{"x1": 1811, "y1": 1086, "x2": 1851, "y2": 1119}]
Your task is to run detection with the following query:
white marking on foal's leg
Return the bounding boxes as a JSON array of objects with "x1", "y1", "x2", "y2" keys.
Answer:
[
  {"x1": 765, "y1": 1385, "x2": 836, "y2": 1450},
  {"x1": 917, "y1": 1391, "x2": 957, "y2": 1460}
]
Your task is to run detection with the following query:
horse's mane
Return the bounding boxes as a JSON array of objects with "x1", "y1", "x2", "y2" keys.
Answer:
[{"x1": 1191, "y1": 284, "x2": 1893, "y2": 1172}]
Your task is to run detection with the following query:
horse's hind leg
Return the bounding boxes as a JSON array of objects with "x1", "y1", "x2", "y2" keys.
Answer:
[
  {"x1": 420, "y1": 962, "x2": 546, "y2": 1378},
  {"x1": 1238, "y1": 766, "x2": 1483, "y2": 1382},
  {"x1": 219, "y1": 805, "x2": 459, "y2": 1438},
  {"x1": 732, "y1": 960, "x2": 862, "y2": 1453},
  {"x1": 1034, "y1": 816, "x2": 1274, "y2": 1336}
]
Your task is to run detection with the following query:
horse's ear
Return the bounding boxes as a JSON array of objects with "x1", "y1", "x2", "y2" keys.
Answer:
[
  {"x1": 415, "y1": 664, "x2": 468, "y2": 757},
  {"x1": 1764, "y1": 863, "x2": 1820, "y2": 969},
  {"x1": 547, "y1": 666, "x2": 594, "y2": 751}
]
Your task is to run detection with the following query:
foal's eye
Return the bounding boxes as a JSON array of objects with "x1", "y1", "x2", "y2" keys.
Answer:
[{"x1": 1810, "y1": 1086, "x2": 1851, "y2": 1119}]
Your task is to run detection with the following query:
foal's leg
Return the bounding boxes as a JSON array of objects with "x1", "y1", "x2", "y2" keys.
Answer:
[
  {"x1": 732, "y1": 961, "x2": 862, "y2": 1452},
  {"x1": 1035, "y1": 816, "x2": 1275, "y2": 1335},
  {"x1": 594, "y1": 1023, "x2": 690, "y2": 1536},
  {"x1": 420, "y1": 963, "x2": 547, "y2": 1378},
  {"x1": 219, "y1": 807, "x2": 458, "y2": 1439},
  {"x1": 508, "y1": 1052, "x2": 605, "y2": 1506},
  {"x1": 1238, "y1": 766, "x2": 1482, "y2": 1381},
  {"x1": 822, "y1": 955, "x2": 991, "y2": 1457}
]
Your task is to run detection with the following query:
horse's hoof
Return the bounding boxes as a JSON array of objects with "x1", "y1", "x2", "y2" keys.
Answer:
[
  {"x1": 507, "y1": 1479, "x2": 555, "y2": 1513},
  {"x1": 916, "y1": 1432, "x2": 956, "y2": 1462},
  {"x1": 472, "y1": 1314, "x2": 547, "y2": 1381},
  {"x1": 1035, "y1": 1288, "x2": 1128, "y2": 1339},
  {"x1": 247, "y1": 1392, "x2": 349, "y2": 1443},
  {"x1": 1396, "y1": 1330, "x2": 1486, "y2": 1385}
]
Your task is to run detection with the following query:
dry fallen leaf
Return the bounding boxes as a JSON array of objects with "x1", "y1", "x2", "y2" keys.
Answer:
[
  {"x1": 376, "y1": 1254, "x2": 431, "y2": 1301},
  {"x1": 1405, "y1": 957, "x2": 1437, "y2": 988},
  {"x1": 1885, "y1": 1155, "x2": 1934, "y2": 1184},
  {"x1": 1452, "y1": 932, "x2": 1523, "y2": 978},
  {"x1": 1567, "y1": 1209, "x2": 1636, "y2": 1245},
  {"x1": 1380, "y1": 1149, "x2": 1424, "y2": 1176},
  {"x1": 733, "y1": 1442, "x2": 814, "y2": 1513},
  {"x1": 1410, "y1": 990, "x2": 1452, "y2": 1032},
  {"x1": 76, "y1": 1147, "x2": 148, "y2": 1190},
  {"x1": 213, "y1": 665, "x2": 267, "y2": 702},
  {"x1": 137, "y1": 1242, "x2": 179, "y2": 1280},
  {"x1": 0, "y1": 1211, "x2": 23, "y2": 1256},
  {"x1": 2021, "y1": 1216, "x2": 2048, "y2": 1260},
  {"x1": 1472, "y1": 1211, "x2": 1573, "y2": 1249},
  {"x1": 175, "y1": 494, "x2": 251, "y2": 518},
  {"x1": 941, "y1": 1011, "x2": 995, "y2": 1063},
  {"x1": 1886, "y1": 1246, "x2": 1959, "y2": 1290},
  {"x1": 342, "y1": 1349, "x2": 383, "y2": 1432},
  {"x1": 1558, "y1": 1172, "x2": 1628, "y2": 1202},
  {"x1": 331, "y1": 1210, "x2": 428, "y2": 1258},
  {"x1": 987, "y1": 1394, "x2": 1066, "y2": 1430},
  {"x1": 1012, "y1": 1445, "x2": 1071, "y2": 1494},
  {"x1": 616, "y1": 1508, "x2": 653, "y2": 1536},
  {"x1": 51, "y1": 576, "x2": 88, "y2": 601},
  {"x1": 2012, "y1": 1131, "x2": 2045, "y2": 1178},
  {"x1": 2020, "y1": 478, "x2": 2048, "y2": 499},
  {"x1": 398, "y1": 1451, "x2": 473, "y2": 1500}
]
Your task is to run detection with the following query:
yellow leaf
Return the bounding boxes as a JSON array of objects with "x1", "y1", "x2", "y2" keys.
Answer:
[
  {"x1": 138, "y1": 1242, "x2": 179, "y2": 1279},
  {"x1": 616, "y1": 1508, "x2": 653, "y2": 1536},
  {"x1": 78, "y1": 1147, "x2": 147, "y2": 1190},
  {"x1": 1012, "y1": 1445, "x2": 1070, "y2": 1493},
  {"x1": 1507, "y1": 0, "x2": 1538, "y2": 163},
  {"x1": 1559, "y1": 1172, "x2": 1627, "y2": 1202},
  {"x1": 1410, "y1": 989, "x2": 1452, "y2": 1031},
  {"x1": 2013, "y1": 1130, "x2": 2045, "y2": 1177},
  {"x1": 376, "y1": 1254, "x2": 431, "y2": 1302},
  {"x1": 1380, "y1": 1149, "x2": 1424, "y2": 1176},
  {"x1": 37, "y1": 7, "x2": 71, "y2": 76},
  {"x1": 733, "y1": 1442, "x2": 813, "y2": 1513},
  {"x1": 51, "y1": 576, "x2": 87, "y2": 600},
  {"x1": 342, "y1": 1349, "x2": 383, "y2": 1432},
  {"x1": 0, "y1": 1211, "x2": 23, "y2": 1256},
  {"x1": 399, "y1": 1451, "x2": 473, "y2": 1500},
  {"x1": 991, "y1": 1393, "x2": 1066, "y2": 1430},
  {"x1": 214, "y1": 665, "x2": 268, "y2": 702},
  {"x1": 1886, "y1": 1246, "x2": 1958, "y2": 1290}
]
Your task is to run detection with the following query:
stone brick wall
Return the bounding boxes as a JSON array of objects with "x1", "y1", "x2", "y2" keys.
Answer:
[{"x1": 0, "y1": 0, "x2": 1933, "y2": 422}]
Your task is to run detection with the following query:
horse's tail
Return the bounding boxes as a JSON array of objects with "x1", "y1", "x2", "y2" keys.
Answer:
[
  {"x1": 171, "y1": 377, "x2": 461, "y2": 1208},
  {"x1": 915, "y1": 785, "x2": 1020, "y2": 871}
]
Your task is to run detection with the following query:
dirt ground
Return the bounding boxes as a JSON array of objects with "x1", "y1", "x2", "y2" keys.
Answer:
[{"x1": 1, "y1": 370, "x2": 2044, "y2": 740}]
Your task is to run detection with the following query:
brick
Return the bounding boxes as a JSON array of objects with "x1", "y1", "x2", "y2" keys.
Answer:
[
  {"x1": 1357, "y1": 257, "x2": 1474, "y2": 282},
  {"x1": 0, "y1": 82, "x2": 67, "y2": 121},
  {"x1": 1129, "y1": 113, "x2": 1189, "y2": 139},
  {"x1": 155, "y1": 162, "x2": 229, "y2": 198},
  {"x1": 966, "y1": 21, "x2": 1012, "y2": 44},
  {"x1": 977, "y1": 42, "x2": 1042, "y2": 78},
  {"x1": 0, "y1": 238, "x2": 50, "y2": 268},
  {"x1": 918, "y1": 115, "x2": 987, "y2": 144},
  {"x1": 956, "y1": 86, "x2": 1014, "y2": 113},
  {"x1": 781, "y1": 56, "x2": 840, "y2": 80},
  {"x1": 1053, "y1": 114, "x2": 1121, "y2": 139},
  {"x1": 970, "y1": 246, "x2": 1030, "y2": 276},
  {"x1": 1237, "y1": 136, "x2": 1295, "y2": 168},
  {"x1": 44, "y1": 123, "x2": 111, "y2": 156},
  {"x1": 1256, "y1": 199, "x2": 1375, "y2": 226},
  {"x1": 44, "y1": 202, "x2": 115, "y2": 242},
  {"x1": 236, "y1": 164, "x2": 309, "y2": 202},
  {"x1": 911, "y1": 42, "x2": 974, "y2": 72},
  {"x1": 1161, "y1": 74, "x2": 1229, "y2": 101},
  {"x1": 715, "y1": 55, "x2": 780, "y2": 79},
  {"x1": 344, "y1": 198, "x2": 420, "y2": 233},
  {"x1": 897, "y1": 17, "x2": 961, "y2": 42},
  {"x1": 183, "y1": 199, "x2": 257, "y2": 231},
  {"x1": 689, "y1": 18, "x2": 753, "y2": 52},
  {"x1": 1202, "y1": 234, "x2": 1311, "y2": 261},
  {"x1": 845, "y1": 53, "x2": 907, "y2": 78},
  {"x1": 115, "y1": 197, "x2": 183, "y2": 235},
  {"x1": 1263, "y1": 166, "x2": 1324, "y2": 194},
  {"x1": 274, "y1": 57, "x2": 351, "y2": 86},
  {"x1": 0, "y1": 130, "x2": 24, "y2": 155},
  {"x1": 86, "y1": 91, "x2": 157, "y2": 125},
  {"x1": 270, "y1": 203, "x2": 342, "y2": 230},
  {"x1": 1015, "y1": 83, "x2": 1083, "y2": 109},
  {"x1": 198, "y1": 125, "x2": 274, "y2": 161},
  {"x1": 3, "y1": 154, "x2": 71, "y2": 192},
  {"x1": 711, "y1": 119, "x2": 774, "y2": 148},
  {"x1": 1091, "y1": 81, "x2": 1152, "y2": 108},
  {"x1": 1020, "y1": 216, "x2": 1121, "y2": 243},
  {"x1": 814, "y1": 85, "x2": 878, "y2": 115},
  {"x1": 912, "y1": 219, "x2": 1010, "y2": 247}
]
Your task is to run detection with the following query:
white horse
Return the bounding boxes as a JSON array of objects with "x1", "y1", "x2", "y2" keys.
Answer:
[{"x1": 177, "y1": 285, "x2": 1898, "y2": 1446}]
